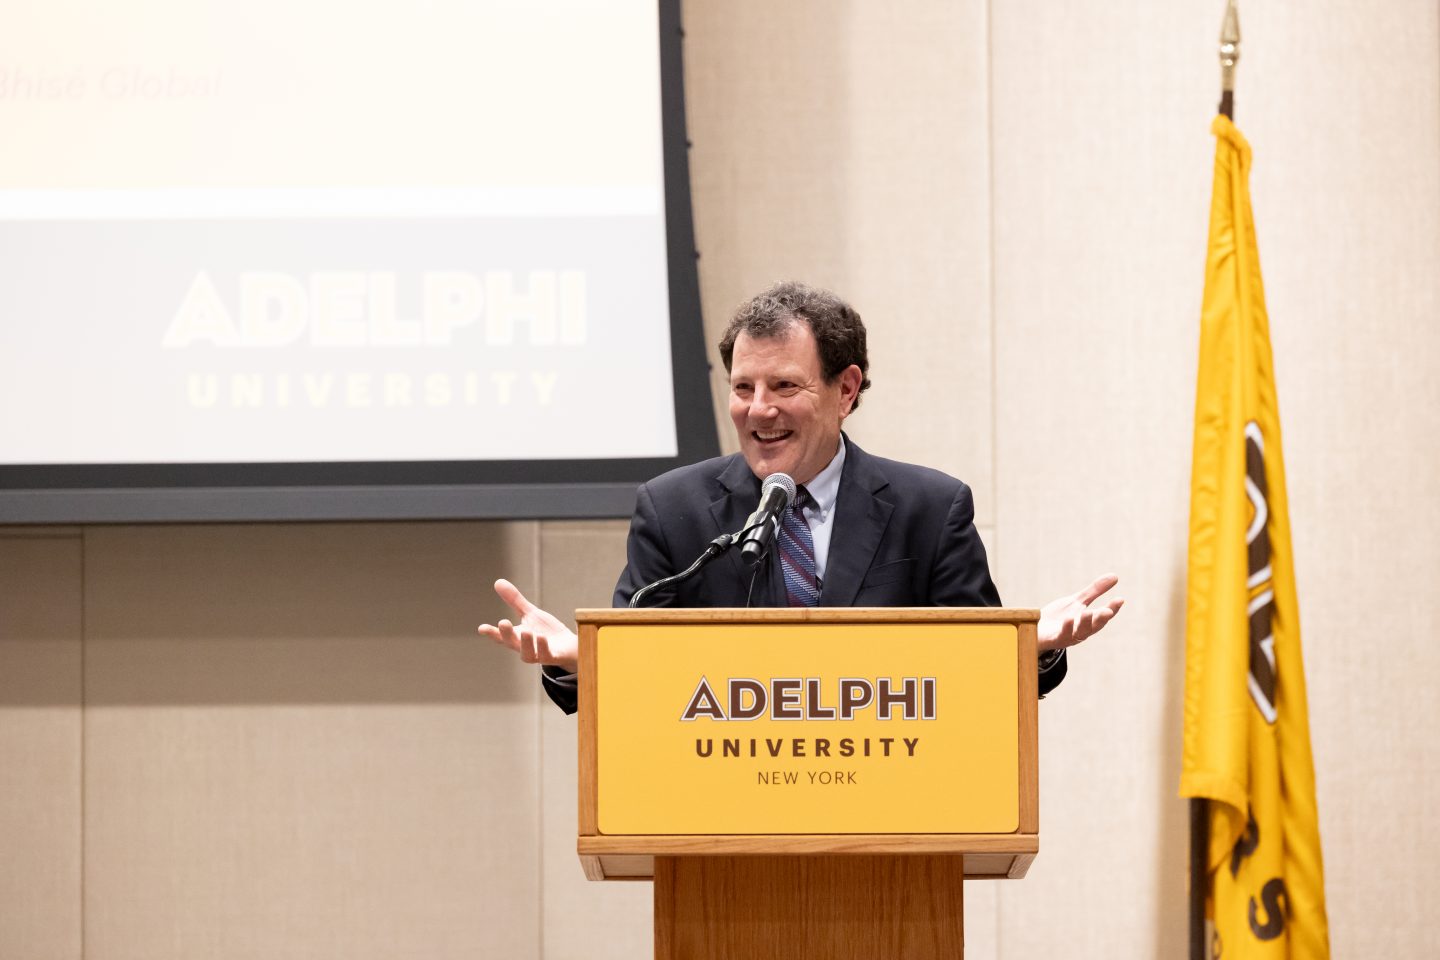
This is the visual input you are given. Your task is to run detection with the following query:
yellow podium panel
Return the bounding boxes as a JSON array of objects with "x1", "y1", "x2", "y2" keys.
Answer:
[{"x1": 595, "y1": 622, "x2": 1018, "y2": 835}]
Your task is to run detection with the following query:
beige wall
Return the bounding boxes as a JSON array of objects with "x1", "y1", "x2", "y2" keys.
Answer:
[{"x1": 3, "y1": 1, "x2": 1439, "y2": 957}]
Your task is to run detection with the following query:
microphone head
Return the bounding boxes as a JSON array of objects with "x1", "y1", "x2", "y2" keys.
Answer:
[
  {"x1": 740, "y1": 471, "x2": 796, "y2": 565},
  {"x1": 761, "y1": 472, "x2": 796, "y2": 509}
]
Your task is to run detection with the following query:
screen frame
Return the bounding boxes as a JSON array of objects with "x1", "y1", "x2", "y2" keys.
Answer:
[{"x1": 0, "y1": 0, "x2": 718, "y2": 524}]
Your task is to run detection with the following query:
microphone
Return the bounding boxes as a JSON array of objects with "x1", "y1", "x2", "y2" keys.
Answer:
[
  {"x1": 628, "y1": 472, "x2": 794, "y2": 606},
  {"x1": 739, "y1": 472, "x2": 796, "y2": 565}
]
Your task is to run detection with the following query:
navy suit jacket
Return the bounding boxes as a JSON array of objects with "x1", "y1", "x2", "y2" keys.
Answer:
[{"x1": 543, "y1": 436, "x2": 1066, "y2": 712}]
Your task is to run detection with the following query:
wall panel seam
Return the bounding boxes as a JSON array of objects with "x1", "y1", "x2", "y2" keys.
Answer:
[
  {"x1": 985, "y1": 0, "x2": 1001, "y2": 578},
  {"x1": 79, "y1": 526, "x2": 88, "y2": 960},
  {"x1": 984, "y1": 0, "x2": 1004, "y2": 954},
  {"x1": 535, "y1": 520, "x2": 546, "y2": 960}
]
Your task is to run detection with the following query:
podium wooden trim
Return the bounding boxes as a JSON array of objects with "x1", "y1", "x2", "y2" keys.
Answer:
[{"x1": 575, "y1": 607, "x2": 1040, "y2": 959}]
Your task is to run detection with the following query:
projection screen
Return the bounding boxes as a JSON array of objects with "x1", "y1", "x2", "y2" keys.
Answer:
[{"x1": 0, "y1": 0, "x2": 717, "y2": 522}]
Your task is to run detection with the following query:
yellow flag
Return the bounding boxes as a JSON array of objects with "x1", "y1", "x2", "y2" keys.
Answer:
[{"x1": 1180, "y1": 116, "x2": 1330, "y2": 959}]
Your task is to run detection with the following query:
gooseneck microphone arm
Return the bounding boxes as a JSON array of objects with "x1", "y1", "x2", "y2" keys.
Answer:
[
  {"x1": 628, "y1": 472, "x2": 797, "y2": 608},
  {"x1": 628, "y1": 531, "x2": 739, "y2": 608}
]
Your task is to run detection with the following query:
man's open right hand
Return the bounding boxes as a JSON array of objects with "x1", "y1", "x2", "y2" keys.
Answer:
[{"x1": 477, "y1": 579, "x2": 579, "y2": 673}]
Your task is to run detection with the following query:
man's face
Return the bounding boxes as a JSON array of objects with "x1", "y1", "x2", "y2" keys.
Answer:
[{"x1": 727, "y1": 323, "x2": 863, "y2": 484}]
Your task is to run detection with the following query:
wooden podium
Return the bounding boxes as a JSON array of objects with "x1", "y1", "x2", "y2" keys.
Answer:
[{"x1": 575, "y1": 607, "x2": 1040, "y2": 960}]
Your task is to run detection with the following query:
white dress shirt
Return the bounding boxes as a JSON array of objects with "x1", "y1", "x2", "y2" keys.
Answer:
[{"x1": 797, "y1": 438, "x2": 846, "y2": 584}]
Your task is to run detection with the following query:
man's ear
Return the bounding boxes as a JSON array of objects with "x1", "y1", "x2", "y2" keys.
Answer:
[{"x1": 838, "y1": 364, "x2": 864, "y2": 416}]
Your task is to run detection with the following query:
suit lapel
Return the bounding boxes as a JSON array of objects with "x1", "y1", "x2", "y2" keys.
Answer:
[
  {"x1": 708, "y1": 455, "x2": 779, "y2": 606},
  {"x1": 820, "y1": 437, "x2": 893, "y2": 607},
  {"x1": 707, "y1": 440, "x2": 894, "y2": 608}
]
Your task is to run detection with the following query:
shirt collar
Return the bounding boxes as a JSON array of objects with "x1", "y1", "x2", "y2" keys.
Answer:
[{"x1": 802, "y1": 437, "x2": 846, "y2": 521}]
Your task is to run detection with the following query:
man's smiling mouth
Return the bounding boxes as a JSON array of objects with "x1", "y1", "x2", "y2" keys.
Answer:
[{"x1": 753, "y1": 429, "x2": 793, "y2": 444}]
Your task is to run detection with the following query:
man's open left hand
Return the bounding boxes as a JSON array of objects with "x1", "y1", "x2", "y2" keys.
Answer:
[{"x1": 1037, "y1": 574, "x2": 1124, "y2": 653}]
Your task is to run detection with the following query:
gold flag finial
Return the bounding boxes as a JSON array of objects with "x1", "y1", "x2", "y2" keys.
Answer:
[{"x1": 1218, "y1": 0, "x2": 1241, "y2": 118}]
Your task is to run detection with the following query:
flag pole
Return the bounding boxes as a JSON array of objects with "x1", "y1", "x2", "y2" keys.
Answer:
[
  {"x1": 1189, "y1": 798, "x2": 1207, "y2": 959},
  {"x1": 1193, "y1": 12, "x2": 1241, "y2": 960},
  {"x1": 1218, "y1": 0, "x2": 1240, "y2": 119}
]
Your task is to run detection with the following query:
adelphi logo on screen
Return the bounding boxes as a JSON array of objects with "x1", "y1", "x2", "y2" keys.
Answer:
[
  {"x1": 162, "y1": 269, "x2": 587, "y2": 410},
  {"x1": 681, "y1": 676, "x2": 937, "y2": 775}
]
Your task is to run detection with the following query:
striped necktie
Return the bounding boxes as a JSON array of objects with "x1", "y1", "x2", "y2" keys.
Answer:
[{"x1": 778, "y1": 486, "x2": 820, "y2": 607}]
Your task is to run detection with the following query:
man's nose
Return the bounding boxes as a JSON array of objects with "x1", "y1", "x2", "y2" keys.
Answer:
[{"x1": 749, "y1": 387, "x2": 779, "y2": 420}]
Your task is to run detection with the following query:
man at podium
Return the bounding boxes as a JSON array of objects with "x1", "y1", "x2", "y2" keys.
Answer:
[{"x1": 480, "y1": 281, "x2": 1122, "y2": 712}]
